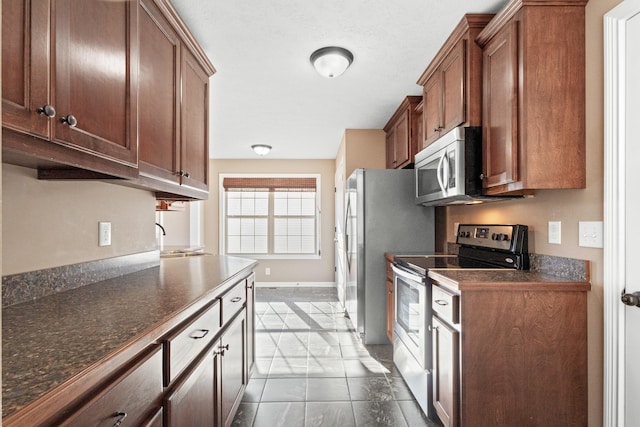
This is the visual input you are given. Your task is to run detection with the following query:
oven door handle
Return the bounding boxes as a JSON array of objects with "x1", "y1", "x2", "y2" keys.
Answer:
[{"x1": 391, "y1": 264, "x2": 425, "y2": 285}]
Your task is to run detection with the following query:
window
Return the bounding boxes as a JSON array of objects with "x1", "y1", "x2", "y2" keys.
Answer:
[{"x1": 221, "y1": 175, "x2": 320, "y2": 258}]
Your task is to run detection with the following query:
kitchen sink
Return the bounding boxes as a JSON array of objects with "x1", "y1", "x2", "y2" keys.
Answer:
[{"x1": 160, "y1": 250, "x2": 210, "y2": 258}]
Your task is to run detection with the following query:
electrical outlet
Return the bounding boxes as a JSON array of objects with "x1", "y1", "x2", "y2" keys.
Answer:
[
  {"x1": 579, "y1": 221, "x2": 603, "y2": 248},
  {"x1": 99, "y1": 222, "x2": 111, "y2": 246},
  {"x1": 265, "y1": 267, "x2": 271, "y2": 276},
  {"x1": 548, "y1": 221, "x2": 561, "y2": 244},
  {"x1": 453, "y1": 222, "x2": 460, "y2": 239}
]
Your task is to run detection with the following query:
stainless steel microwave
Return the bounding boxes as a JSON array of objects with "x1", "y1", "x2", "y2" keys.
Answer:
[{"x1": 414, "y1": 126, "x2": 488, "y2": 206}]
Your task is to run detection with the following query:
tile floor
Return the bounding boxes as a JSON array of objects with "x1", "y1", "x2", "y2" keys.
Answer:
[{"x1": 232, "y1": 287, "x2": 442, "y2": 427}]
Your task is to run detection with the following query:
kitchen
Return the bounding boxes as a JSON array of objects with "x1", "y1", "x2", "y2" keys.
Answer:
[{"x1": 0, "y1": 0, "x2": 635, "y2": 426}]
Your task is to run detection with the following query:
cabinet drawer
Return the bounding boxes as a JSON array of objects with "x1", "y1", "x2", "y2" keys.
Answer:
[
  {"x1": 221, "y1": 282, "x2": 246, "y2": 325},
  {"x1": 164, "y1": 301, "x2": 221, "y2": 385},
  {"x1": 61, "y1": 346, "x2": 163, "y2": 427},
  {"x1": 432, "y1": 284, "x2": 459, "y2": 325}
]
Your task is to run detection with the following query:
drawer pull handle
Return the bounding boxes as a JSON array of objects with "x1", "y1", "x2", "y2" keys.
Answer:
[
  {"x1": 435, "y1": 299, "x2": 449, "y2": 306},
  {"x1": 112, "y1": 412, "x2": 127, "y2": 427},
  {"x1": 190, "y1": 329, "x2": 209, "y2": 339},
  {"x1": 230, "y1": 296, "x2": 242, "y2": 303}
]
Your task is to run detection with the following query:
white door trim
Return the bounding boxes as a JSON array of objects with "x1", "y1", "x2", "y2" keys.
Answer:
[{"x1": 604, "y1": 2, "x2": 640, "y2": 425}]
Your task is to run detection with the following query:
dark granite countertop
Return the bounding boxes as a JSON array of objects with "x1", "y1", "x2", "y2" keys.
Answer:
[
  {"x1": 2, "y1": 254, "x2": 257, "y2": 419},
  {"x1": 427, "y1": 268, "x2": 591, "y2": 292}
]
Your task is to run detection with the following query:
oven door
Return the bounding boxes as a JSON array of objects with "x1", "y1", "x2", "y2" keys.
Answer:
[{"x1": 392, "y1": 264, "x2": 430, "y2": 367}]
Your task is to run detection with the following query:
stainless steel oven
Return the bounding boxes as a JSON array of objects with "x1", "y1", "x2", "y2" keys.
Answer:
[
  {"x1": 391, "y1": 263, "x2": 433, "y2": 417},
  {"x1": 392, "y1": 264, "x2": 429, "y2": 365},
  {"x1": 391, "y1": 224, "x2": 530, "y2": 420}
]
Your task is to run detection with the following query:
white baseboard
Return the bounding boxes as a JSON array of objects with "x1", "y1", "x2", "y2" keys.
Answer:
[{"x1": 255, "y1": 282, "x2": 336, "y2": 288}]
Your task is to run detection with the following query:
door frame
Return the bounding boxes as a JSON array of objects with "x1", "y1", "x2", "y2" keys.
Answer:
[{"x1": 603, "y1": 1, "x2": 639, "y2": 425}]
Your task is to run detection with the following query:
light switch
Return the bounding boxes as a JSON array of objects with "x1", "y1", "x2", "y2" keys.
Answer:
[
  {"x1": 579, "y1": 221, "x2": 603, "y2": 248},
  {"x1": 548, "y1": 221, "x2": 561, "y2": 244}
]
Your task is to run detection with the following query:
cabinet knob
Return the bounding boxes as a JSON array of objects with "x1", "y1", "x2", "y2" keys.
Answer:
[
  {"x1": 216, "y1": 343, "x2": 230, "y2": 356},
  {"x1": 230, "y1": 296, "x2": 242, "y2": 303},
  {"x1": 479, "y1": 173, "x2": 486, "y2": 180},
  {"x1": 184, "y1": 171, "x2": 190, "y2": 178},
  {"x1": 112, "y1": 412, "x2": 127, "y2": 427},
  {"x1": 60, "y1": 114, "x2": 78, "y2": 127},
  {"x1": 37, "y1": 104, "x2": 56, "y2": 118},
  {"x1": 177, "y1": 170, "x2": 190, "y2": 177}
]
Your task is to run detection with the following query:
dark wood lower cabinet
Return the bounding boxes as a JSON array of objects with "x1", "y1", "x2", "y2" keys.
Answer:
[
  {"x1": 219, "y1": 311, "x2": 247, "y2": 427},
  {"x1": 164, "y1": 349, "x2": 216, "y2": 426}
]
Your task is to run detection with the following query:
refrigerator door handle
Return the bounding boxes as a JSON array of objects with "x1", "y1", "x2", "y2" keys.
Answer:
[{"x1": 345, "y1": 196, "x2": 352, "y2": 270}]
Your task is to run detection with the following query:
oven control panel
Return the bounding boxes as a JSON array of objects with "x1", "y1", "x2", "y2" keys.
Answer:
[{"x1": 456, "y1": 224, "x2": 528, "y2": 252}]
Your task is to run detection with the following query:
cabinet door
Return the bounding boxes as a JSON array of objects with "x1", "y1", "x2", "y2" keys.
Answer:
[
  {"x1": 164, "y1": 348, "x2": 215, "y2": 426},
  {"x1": 414, "y1": 101, "x2": 424, "y2": 152},
  {"x1": 52, "y1": 0, "x2": 138, "y2": 167},
  {"x1": 385, "y1": 128, "x2": 396, "y2": 168},
  {"x1": 220, "y1": 312, "x2": 246, "y2": 427},
  {"x1": 180, "y1": 47, "x2": 210, "y2": 192},
  {"x1": 423, "y1": 74, "x2": 442, "y2": 147},
  {"x1": 432, "y1": 316, "x2": 459, "y2": 427},
  {"x1": 482, "y1": 22, "x2": 519, "y2": 190},
  {"x1": 2, "y1": 0, "x2": 51, "y2": 137},
  {"x1": 441, "y1": 40, "x2": 466, "y2": 134},
  {"x1": 138, "y1": 0, "x2": 181, "y2": 185},
  {"x1": 393, "y1": 110, "x2": 411, "y2": 168}
]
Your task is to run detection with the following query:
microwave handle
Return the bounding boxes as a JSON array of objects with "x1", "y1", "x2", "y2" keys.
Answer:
[{"x1": 436, "y1": 152, "x2": 448, "y2": 192}]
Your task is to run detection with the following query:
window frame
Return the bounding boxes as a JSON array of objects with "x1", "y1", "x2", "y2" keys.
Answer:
[{"x1": 219, "y1": 173, "x2": 322, "y2": 260}]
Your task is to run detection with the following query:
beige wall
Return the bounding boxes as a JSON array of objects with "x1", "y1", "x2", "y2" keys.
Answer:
[
  {"x1": 445, "y1": 0, "x2": 621, "y2": 424},
  {"x1": 336, "y1": 129, "x2": 386, "y2": 180},
  {"x1": 2, "y1": 164, "x2": 157, "y2": 275},
  {"x1": 204, "y1": 159, "x2": 336, "y2": 283}
]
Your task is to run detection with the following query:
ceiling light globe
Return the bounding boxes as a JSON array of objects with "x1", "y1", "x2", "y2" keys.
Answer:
[
  {"x1": 310, "y1": 47, "x2": 353, "y2": 78},
  {"x1": 251, "y1": 144, "x2": 272, "y2": 156}
]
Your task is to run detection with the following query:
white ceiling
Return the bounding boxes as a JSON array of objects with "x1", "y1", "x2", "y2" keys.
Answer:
[{"x1": 169, "y1": 0, "x2": 509, "y2": 160}]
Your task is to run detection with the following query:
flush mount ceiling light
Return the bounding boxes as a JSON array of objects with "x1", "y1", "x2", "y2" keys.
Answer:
[
  {"x1": 310, "y1": 46, "x2": 354, "y2": 78},
  {"x1": 251, "y1": 144, "x2": 272, "y2": 156}
]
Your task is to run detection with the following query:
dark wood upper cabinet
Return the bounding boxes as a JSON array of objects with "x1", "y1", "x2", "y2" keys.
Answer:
[
  {"x1": 476, "y1": 0, "x2": 587, "y2": 195},
  {"x1": 137, "y1": 0, "x2": 214, "y2": 200},
  {"x1": 52, "y1": 0, "x2": 138, "y2": 168},
  {"x1": 179, "y1": 47, "x2": 210, "y2": 194},
  {"x1": 2, "y1": 0, "x2": 51, "y2": 138},
  {"x1": 138, "y1": 0, "x2": 181, "y2": 187},
  {"x1": 2, "y1": 0, "x2": 215, "y2": 198},
  {"x1": 417, "y1": 14, "x2": 493, "y2": 149},
  {"x1": 384, "y1": 96, "x2": 422, "y2": 169},
  {"x1": 2, "y1": 0, "x2": 139, "y2": 178}
]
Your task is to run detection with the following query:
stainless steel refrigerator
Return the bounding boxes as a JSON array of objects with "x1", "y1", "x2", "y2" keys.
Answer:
[{"x1": 344, "y1": 168, "x2": 434, "y2": 344}]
